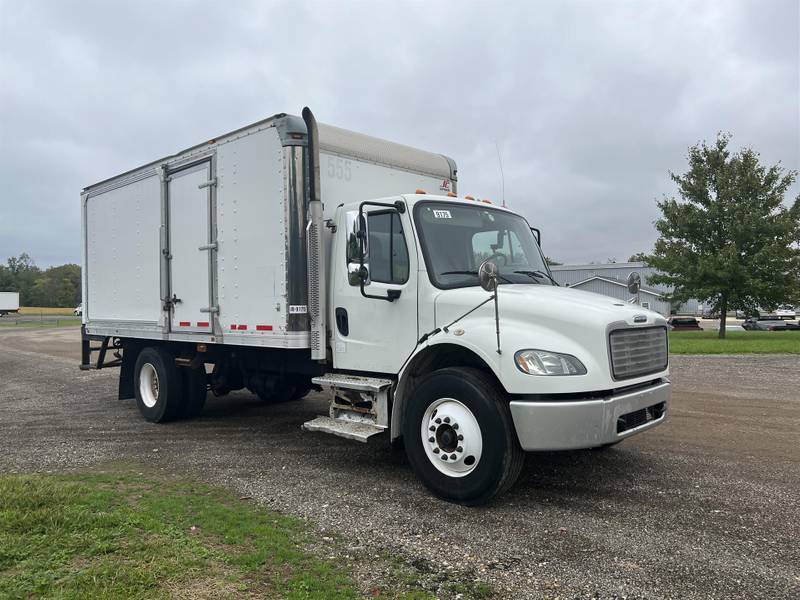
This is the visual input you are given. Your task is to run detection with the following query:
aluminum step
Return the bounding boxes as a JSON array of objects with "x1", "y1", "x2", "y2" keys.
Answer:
[
  {"x1": 302, "y1": 416, "x2": 385, "y2": 443},
  {"x1": 312, "y1": 373, "x2": 393, "y2": 392}
]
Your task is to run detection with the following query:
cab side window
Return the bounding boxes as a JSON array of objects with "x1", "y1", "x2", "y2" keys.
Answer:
[{"x1": 367, "y1": 212, "x2": 409, "y2": 284}]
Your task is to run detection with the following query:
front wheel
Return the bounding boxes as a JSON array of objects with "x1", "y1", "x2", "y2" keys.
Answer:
[{"x1": 403, "y1": 367, "x2": 524, "y2": 505}]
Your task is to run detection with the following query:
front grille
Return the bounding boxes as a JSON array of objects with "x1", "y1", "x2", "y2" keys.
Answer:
[
  {"x1": 617, "y1": 402, "x2": 666, "y2": 433},
  {"x1": 609, "y1": 326, "x2": 668, "y2": 380}
]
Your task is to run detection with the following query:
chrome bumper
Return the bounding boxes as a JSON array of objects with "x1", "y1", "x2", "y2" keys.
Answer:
[{"x1": 509, "y1": 380, "x2": 670, "y2": 451}]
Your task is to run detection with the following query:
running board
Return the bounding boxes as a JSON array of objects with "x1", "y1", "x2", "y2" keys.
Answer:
[
  {"x1": 302, "y1": 416, "x2": 385, "y2": 443},
  {"x1": 311, "y1": 373, "x2": 392, "y2": 392}
]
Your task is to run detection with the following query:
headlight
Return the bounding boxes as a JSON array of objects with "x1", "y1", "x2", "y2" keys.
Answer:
[{"x1": 514, "y1": 349, "x2": 587, "y2": 376}]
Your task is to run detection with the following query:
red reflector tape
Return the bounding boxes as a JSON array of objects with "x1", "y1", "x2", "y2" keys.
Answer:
[
  {"x1": 179, "y1": 321, "x2": 191, "y2": 327},
  {"x1": 197, "y1": 321, "x2": 209, "y2": 327},
  {"x1": 256, "y1": 325, "x2": 273, "y2": 331},
  {"x1": 230, "y1": 324, "x2": 237, "y2": 330},
  {"x1": 237, "y1": 324, "x2": 248, "y2": 330}
]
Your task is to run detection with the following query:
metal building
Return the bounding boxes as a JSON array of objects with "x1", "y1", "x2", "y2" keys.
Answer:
[{"x1": 549, "y1": 262, "x2": 701, "y2": 316}]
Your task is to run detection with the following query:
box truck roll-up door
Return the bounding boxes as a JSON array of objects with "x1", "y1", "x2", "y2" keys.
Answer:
[{"x1": 168, "y1": 161, "x2": 215, "y2": 334}]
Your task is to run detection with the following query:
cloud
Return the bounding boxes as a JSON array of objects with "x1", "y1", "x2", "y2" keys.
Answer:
[{"x1": 1, "y1": 0, "x2": 797, "y2": 266}]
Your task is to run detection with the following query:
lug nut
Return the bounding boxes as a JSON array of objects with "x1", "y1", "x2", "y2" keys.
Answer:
[
  {"x1": 452, "y1": 423, "x2": 459, "y2": 430},
  {"x1": 443, "y1": 416, "x2": 450, "y2": 423},
  {"x1": 428, "y1": 436, "x2": 434, "y2": 443},
  {"x1": 429, "y1": 425, "x2": 436, "y2": 432},
  {"x1": 458, "y1": 434, "x2": 464, "y2": 441},
  {"x1": 433, "y1": 448, "x2": 440, "y2": 454},
  {"x1": 450, "y1": 454, "x2": 457, "y2": 460},
  {"x1": 456, "y1": 446, "x2": 463, "y2": 452},
  {"x1": 441, "y1": 455, "x2": 448, "y2": 461},
  {"x1": 435, "y1": 418, "x2": 442, "y2": 424}
]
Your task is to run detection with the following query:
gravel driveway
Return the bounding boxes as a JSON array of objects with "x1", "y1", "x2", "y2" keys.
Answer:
[{"x1": 1, "y1": 327, "x2": 798, "y2": 599}]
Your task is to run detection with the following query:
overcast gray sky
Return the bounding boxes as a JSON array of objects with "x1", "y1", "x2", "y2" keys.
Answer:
[{"x1": 1, "y1": 0, "x2": 798, "y2": 267}]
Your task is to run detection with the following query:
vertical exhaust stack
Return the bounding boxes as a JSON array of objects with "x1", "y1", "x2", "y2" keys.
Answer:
[{"x1": 303, "y1": 107, "x2": 327, "y2": 361}]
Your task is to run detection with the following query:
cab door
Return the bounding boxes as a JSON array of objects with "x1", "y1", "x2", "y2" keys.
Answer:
[{"x1": 330, "y1": 203, "x2": 418, "y2": 374}]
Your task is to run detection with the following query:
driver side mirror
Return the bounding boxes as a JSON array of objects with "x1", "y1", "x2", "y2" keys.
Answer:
[{"x1": 346, "y1": 211, "x2": 369, "y2": 286}]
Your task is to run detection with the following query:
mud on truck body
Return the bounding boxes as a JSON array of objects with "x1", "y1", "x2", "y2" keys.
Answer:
[{"x1": 81, "y1": 108, "x2": 670, "y2": 504}]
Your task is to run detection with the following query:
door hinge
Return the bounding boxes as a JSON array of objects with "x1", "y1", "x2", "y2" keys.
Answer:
[
  {"x1": 200, "y1": 306, "x2": 220, "y2": 314},
  {"x1": 198, "y1": 242, "x2": 218, "y2": 251},
  {"x1": 198, "y1": 178, "x2": 217, "y2": 189}
]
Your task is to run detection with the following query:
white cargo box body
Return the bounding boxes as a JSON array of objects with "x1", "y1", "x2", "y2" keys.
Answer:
[
  {"x1": 82, "y1": 113, "x2": 456, "y2": 349},
  {"x1": 0, "y1": 291, "x2": 20, "y2": 313}
]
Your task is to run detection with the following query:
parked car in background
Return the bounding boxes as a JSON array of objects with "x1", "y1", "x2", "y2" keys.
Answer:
[
  {"x1": 668, "y1": 317, "x2": 703, "y2": 331},
  {"x1": 737, "y1": 305, "x2": 796, "y2": 320},
  {"x1": 73, "y1": 304, "x2": 83, "y2": 317},
  {"x1": 742, "y1": 317, "x2": 797, "y2": 331}
]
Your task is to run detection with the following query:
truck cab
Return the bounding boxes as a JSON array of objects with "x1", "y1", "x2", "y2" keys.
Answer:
[{"x1": 309, "y1": 192, "x2": 670, "y2": 503}]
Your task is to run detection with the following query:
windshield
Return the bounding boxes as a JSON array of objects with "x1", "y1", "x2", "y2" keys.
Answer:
[{"x1": 414, "y1": 201, "x2": 552, "y2": 289}]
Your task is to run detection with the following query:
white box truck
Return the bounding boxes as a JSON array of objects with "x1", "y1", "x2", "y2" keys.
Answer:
[
  {"x1": 0, "y1": 291, "x2": 20, "y2": 316},
  {"x1": 81, "y1": 109, "x2": 670, "y2": 504}
]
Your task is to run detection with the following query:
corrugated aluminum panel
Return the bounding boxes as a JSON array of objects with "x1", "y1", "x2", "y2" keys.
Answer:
[{"x1": 609, "y1": 327, "x2": 668, "y2": 380}]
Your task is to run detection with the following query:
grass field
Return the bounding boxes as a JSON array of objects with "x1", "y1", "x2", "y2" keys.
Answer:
[
  {"x1": 0, "y1": 465, "x2": 481, "y2": 600},
  {"x1": 669, "y1": 330, "x2": 800, "y2": 354},
  {"x1": 18, "y1": 307, "x2": 76, "y2": 316},
  {"x1": 0, "y1": 318, "x2": 80, "y2": 329}
]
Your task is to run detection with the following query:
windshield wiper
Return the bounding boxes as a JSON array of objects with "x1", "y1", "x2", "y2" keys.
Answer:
[
  {"x1": 440, "y1": 270, "x2": 514, "y2": 284},
  {"x1": 514, "y1": 270, "x2": 559, "y2": 286}
]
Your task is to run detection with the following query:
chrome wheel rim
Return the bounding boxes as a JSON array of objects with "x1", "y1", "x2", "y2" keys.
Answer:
[
  {"x1": 421, "y1": 398, "x2": 482, "y2": 477},
  {"x1": 139, "y1": 363, "x2": 160, "y2": 408}
]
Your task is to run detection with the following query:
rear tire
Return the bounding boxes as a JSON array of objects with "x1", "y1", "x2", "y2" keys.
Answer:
[
  {"x1": 403, "y1": 367, "x2": 524, "y2": 505},
  {"x1": 179, "y1": 366, "x2": 207, "y2": 419},
  {"x1": 134, "y1": 347, "x2": 183, "y2": 423}
]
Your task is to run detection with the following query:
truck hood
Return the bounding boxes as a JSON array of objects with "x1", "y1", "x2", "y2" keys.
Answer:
[
  {"x1": 431, "y1": 284, "x2": 668, "y2": 394},
  {"x1": 434, "y1": 284, "x2": 665, "y2": 331}
]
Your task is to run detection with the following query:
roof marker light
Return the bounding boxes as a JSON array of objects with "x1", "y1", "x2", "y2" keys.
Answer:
[
  {"x1": 447, "y1": 192, "x2": 457, "y2": 197},
  {"x1": 481, "y1": 199, "x2": 492, "y2": 204},
  {"x1": 464, "y1": 195, "x2": 475, "y2": 201},
  {"x1": 415, "y1": 189, "x2": 426, "y2": 194}
]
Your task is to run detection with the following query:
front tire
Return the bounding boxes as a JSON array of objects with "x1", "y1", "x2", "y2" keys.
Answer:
[
  {"x1": 134, "y1": 347, "x2": 183, "y2": 423},
  {"x1": 403, "y1": 367, "x2": 524, "y2": 505}
]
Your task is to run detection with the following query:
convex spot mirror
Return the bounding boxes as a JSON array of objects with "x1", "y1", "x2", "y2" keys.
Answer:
[
  {"x1": 627, "y1": 271, "x2": 641, "y2": 294},
  {"x1": 478, "y1": 259, "x2": 499, "y2": 292}
]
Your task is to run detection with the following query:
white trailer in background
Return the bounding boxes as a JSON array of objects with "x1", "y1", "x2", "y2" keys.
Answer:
[
  {"x1": 0, "y1": 291, "x2": 20, "y2": 316},
  {"x1": 81, "y1": 109, "x2": 670, "y2": 504}
]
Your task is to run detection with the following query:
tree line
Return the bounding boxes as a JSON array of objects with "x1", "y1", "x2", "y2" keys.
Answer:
[{"x1": 0, "y1": 254, "x2": 81, "y2": 308}]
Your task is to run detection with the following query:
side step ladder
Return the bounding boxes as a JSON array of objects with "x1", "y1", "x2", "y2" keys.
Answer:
[{"x1": 302, "y1": 373, "x2": 393, "y2": 443}]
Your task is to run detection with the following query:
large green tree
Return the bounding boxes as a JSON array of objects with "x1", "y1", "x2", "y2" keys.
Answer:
[{"x1": 649, "y1": 134, "x2": 800, "y2": 338}]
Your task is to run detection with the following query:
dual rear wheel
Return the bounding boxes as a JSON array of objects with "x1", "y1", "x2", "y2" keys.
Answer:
[{"x1": 134, "y1": 347, "x2": 207, "y2": 423}]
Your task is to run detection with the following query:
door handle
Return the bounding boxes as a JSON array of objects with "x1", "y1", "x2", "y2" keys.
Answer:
[{"x1": 335, "y1": 307, "x2": 349, "y2": 336}]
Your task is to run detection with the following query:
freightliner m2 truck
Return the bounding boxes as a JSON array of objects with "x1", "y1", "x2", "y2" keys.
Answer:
[{"x1": 81, "y1": 109, "x2": 670, "y2": 504}]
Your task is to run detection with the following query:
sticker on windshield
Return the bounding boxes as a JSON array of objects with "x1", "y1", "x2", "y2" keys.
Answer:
[{"x1": 432, "y1": 209, "x2": 452, "y2": 219}]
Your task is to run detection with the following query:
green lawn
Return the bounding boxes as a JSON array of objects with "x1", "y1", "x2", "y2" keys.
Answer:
[
  {"x1": 0, "y1": 466, "x2": 470, "y2": 600},
  {"x1": 0, "y1": 318, "x2": 80, "y2": 329},
  {"x1": 669, "y1": 330, "x2": 800, "y2": 354}
]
